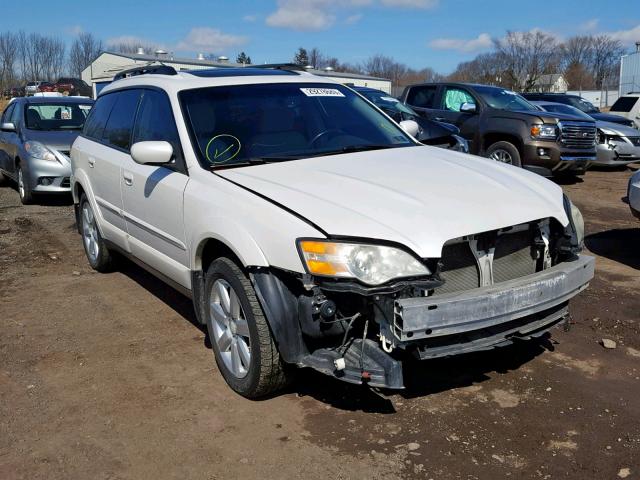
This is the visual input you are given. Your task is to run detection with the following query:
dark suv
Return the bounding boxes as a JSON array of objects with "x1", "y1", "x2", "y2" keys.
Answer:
[
  {"x1": 521, "y1": 92, "x2": 636, "y2": 128},
  {"x1": 399, "y1": 83, "x2": 597, "y2": 176}
]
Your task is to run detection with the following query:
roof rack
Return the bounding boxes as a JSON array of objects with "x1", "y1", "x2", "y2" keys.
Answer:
[
  {"x1": 252, "y1": 63, "x2": 307, "y2": 72},
  {"x1": 114, "y1": 65, "x2": 177, "y2": 81}
]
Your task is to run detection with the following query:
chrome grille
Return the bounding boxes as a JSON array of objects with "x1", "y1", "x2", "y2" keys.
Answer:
[
  {"x1": 629, "y1": 137, "x2": 640, "y2": 147},
  {"x1": 559, "y1": 121, "x2": 596, "y2": 149}
]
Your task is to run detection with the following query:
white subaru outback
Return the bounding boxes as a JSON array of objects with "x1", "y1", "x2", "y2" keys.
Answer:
[{"x1": 71, "y1": 65, "x2": 595, "y2": 398}]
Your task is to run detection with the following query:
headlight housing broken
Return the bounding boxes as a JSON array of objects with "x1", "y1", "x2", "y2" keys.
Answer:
[{"x1": 298, "y1": 239, "x2": 430, "y2": 286}]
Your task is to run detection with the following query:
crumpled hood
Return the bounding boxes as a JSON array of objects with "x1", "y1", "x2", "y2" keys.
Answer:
[
  {"x1": 597, "y1": 121, "x2": 640, "y2": 137},
  {"x1": 218, "y1": 146, "x2": 568, "y2": 258}
]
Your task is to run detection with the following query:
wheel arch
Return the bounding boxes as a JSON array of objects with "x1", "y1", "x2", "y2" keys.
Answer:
[{"x1": 482, "y1": 132, "x2": 524, "y2": 157}]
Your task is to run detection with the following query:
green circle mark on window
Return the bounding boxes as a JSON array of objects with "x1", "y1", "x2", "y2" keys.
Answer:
[{"x1": 206, "y1": 134, "x2": 242, "y2": 164}]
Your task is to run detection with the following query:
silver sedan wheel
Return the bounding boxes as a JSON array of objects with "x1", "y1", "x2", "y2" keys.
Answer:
[
  {"x1": 81, "y1": 202, "x2": 100, "y2": 263},
  {"x1": 17, "y1": 168, "x2": 25, "y2": 199},
  {"x1": 210, "y1": 279, "x2": 251, "y2": 379},
  {"x1": 489, "y1": 149, "x2": 513, "y2": 164}
]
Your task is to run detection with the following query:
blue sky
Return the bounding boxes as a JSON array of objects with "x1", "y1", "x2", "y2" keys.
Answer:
[{"x1": 3, "y1": 0, "x2": 640, "y2": 73}]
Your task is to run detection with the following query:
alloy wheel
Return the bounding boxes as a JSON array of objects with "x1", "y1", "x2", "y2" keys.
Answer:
[
  {"x1": 489, "y1": 149, "x2": 513, "y2": 164},
  {"x1": 81, "y1": 202, "x2": 100, "y2": 263},
  {"x1": 17, "y1": 168, "x2": 25, "y2": 199},
  {"x1": 210, "y1": 279, "x2": 252, "y2": 379}
]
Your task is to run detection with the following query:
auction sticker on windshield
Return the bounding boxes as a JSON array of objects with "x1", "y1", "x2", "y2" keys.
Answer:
[{"x1": 300, "y1": 88, "x2": 345, "y2": 97}]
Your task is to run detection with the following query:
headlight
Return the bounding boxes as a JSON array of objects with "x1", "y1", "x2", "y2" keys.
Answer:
[
  {"x1": 25, "y1": 141, "x2": 57, "y2": 162},
  {"x1": 298, "y1": 240, "x2": 430, "y2": 285},
  {"x1": 531, "y1": 124, "x2": 558, "y2": 139},
  {"x1": 563, "y1": 195, "x2": 585, "y2": 247}
]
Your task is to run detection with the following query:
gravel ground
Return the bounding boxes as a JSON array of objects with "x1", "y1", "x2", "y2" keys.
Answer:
[{"x1": 1, "y1": 166, "x2": 639, "y2": 479}]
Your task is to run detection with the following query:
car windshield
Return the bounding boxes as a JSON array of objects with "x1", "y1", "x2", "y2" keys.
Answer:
[
  {"x1": 24, "y1": 102, "x2": 93, "y2": 131},
  {"x1": 180, "y1": 82, "x2": 415, "y2": 169},
  {"x1": 474, "y1": 86, "x2": 536, "y2": 111},
  {"x1": 539, "y1": 103, "x2": 593, "y2": 120},
  {"x1": 566, "y1": 97, "x2": 599, "y2": 113},
  {"x1": 359, "y1": 90, "x2": 417, "y2": 117}
]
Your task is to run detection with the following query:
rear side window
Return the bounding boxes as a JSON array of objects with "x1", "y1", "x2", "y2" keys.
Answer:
[
  {"x1": 101, "y1": 89, "x2": 142, "y2": 150},
  {"x1": 610, "y1": 96, "x2": 639, "y2": 113},
  {"x1": 406, "y1": 85, "x2": 437, "y2": 108},
  {"x1": 83, "y1": 94, "x2": 117, "y2": 140},
  {"x1": 132, "y1": 90, "x2": 181, "y2": 156}
]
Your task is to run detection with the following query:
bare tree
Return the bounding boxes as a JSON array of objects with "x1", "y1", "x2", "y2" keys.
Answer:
[
  {"x1": 590, "y1": 34, "x2": 625, "y2": 89},
  {"x1": 69, "y1": 32, "x2": 103, "y2": 77},
  {"x1": 494, "y1": 30, "x2": 559, "y2": 91},
  {"x1": 307, "y1": 47, "x2": 325, "y2": 69},
  {"x1": 0, "y1": 32, "x2": 19, "y2": 91}
]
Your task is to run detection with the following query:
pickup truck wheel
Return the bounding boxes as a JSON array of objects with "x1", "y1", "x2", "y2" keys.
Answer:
[
  {"x1": 486, "y1": 141, "x2": 522, "y2": 167},
  {"x1": 17, "y1": 166, "x2": 34, "y2": 204},
  {"x1": 79, "y1": 194, "x2": 113, "y2": 272},
  {"x1": 205, "y1": 257, "x2": 291, "y2": 398}
]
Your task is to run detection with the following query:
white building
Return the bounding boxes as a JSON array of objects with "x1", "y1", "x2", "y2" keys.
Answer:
[
  {"x1": 619, "y1": 42, "x2": 640, "y2": 95},
  {"x1": 533, "y1": 74, "x2": 568, "y2": 93},
  {"x1": 82, "y1": 50, "x2": 392, "y2": 97}
]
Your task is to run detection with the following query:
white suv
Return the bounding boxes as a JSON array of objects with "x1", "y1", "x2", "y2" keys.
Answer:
[{"x1": 71, "y1": 65, "x2": 595, "y2": 398}]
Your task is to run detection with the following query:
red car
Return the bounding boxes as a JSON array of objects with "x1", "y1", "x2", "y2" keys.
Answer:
[
  {"x1": 36, "y1": 82, "x2": 57, "y2": 93},
  {"x1": 53, "y1": 77, "x2": 92, "y2": 96}
]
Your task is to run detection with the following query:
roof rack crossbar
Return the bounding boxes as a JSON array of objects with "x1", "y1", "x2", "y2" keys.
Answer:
[
  {"x1": 252, "y1": 63, "x2": 306, "y2": 72},
  {"x1": 114, "y1": 65, "x2": 177, "y2": 81}
]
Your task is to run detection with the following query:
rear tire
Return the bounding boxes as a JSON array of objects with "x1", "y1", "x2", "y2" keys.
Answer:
[
  {"x1": 16, "y1": 165, "x2": 34, "y2": 204},
  {"x1": 79, "y1": 194, "x2": 113, "y2": 272},
  {"x1": 204, "y1": 257, "x2": 291, "y2": 398},
  {"x1": 486, "y1": 141, "x2": 522, "y2": 167}
]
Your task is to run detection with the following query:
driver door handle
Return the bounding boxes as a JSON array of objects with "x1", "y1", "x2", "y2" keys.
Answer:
[{"x1": 123, "y1": 172, "x2": 133, "y2": 186}]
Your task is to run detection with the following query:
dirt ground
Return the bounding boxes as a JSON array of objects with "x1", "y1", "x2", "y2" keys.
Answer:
[{"x1": 1, "y1": 166, "x2": 639, "y2": 480}]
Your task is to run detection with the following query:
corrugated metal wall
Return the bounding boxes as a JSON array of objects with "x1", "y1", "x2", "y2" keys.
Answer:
[{"x1": 620, "y1": 51, "x2": 640, "y2": 95}]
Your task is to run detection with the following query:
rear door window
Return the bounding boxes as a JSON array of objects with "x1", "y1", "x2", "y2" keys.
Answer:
[
  {"x1": 101, "y1": 89, "x2": 142, "y2": 150},
  {"x1": 610, "y1": 96, "x2": 639, "y2": 113},
  {"x1": 83, "y1": 94, "x2": 117, "y2": 140},
  {"x1": 406, "y1": 85, "x2": 438, "y2": 108}
]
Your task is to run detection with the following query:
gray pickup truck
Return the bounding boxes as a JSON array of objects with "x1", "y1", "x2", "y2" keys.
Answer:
[{"x1": 399, "y1": 82, "x2": 597, "y2": 176}]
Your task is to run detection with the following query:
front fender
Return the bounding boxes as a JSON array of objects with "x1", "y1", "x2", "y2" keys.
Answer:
[{"x1": 191, "y1": 218, "x2": 270, "y2": 270}]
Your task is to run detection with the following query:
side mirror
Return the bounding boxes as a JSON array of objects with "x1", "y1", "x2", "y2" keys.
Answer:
[
  {"x1": 460, "y1": 102, "x2": 477, "y2": 114},
  {"x1": 130, "y1": 141, "x2": 174, "y2": 165},
  {"x1": 399, "y1": 119, "x2": 420, "y2": 137},
  {"x1": 1, "y1": 122, "x2": 16, "y2": 132}
]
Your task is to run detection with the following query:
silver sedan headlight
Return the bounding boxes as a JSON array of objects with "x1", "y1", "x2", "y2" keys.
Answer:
[
  {"x1": 298, "y1": 240, "x2": 430, "y2": 285},
  {"x1": 25, "y1": 141, "x2": 58, "y2": 162}
]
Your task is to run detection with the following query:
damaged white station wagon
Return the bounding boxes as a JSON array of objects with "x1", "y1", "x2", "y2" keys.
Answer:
[{"x1": 71, "y1": 65, "x2": 595, "y2": 398}]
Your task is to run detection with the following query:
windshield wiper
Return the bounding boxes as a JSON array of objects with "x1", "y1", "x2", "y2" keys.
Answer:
[
  {"x1": 209, "y1": 155, "x2": 301, "y2": 170},
  {"x1": 307, "y1": 144, "x2": 398, "y2": 158}
]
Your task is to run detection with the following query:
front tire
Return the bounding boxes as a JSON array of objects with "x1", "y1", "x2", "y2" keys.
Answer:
[
  {"x1": 486, "y1": 141, "x2": 522, "y2": 167},
  {"x1": 79, "y1": 194, "x2": 113, "y2": 272},
  {"x1": 204, "y1": 257, "x2": 291, "y2": 398},
  {"x1": 17, "y1": 165, "x2": 34, "y2": 204}
]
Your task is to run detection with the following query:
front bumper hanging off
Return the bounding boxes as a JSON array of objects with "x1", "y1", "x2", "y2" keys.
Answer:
[
  {"x1": 392, "y1": 254, "x2": 595, "y2": 358},
  {"x1": 298, "y1": 255, "x2": 595, "y2": 389}
]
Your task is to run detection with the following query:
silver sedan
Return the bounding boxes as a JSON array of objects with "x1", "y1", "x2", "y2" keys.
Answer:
[{"x1": 0, "y1": 96, "x2": 93, "y2": 204}]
